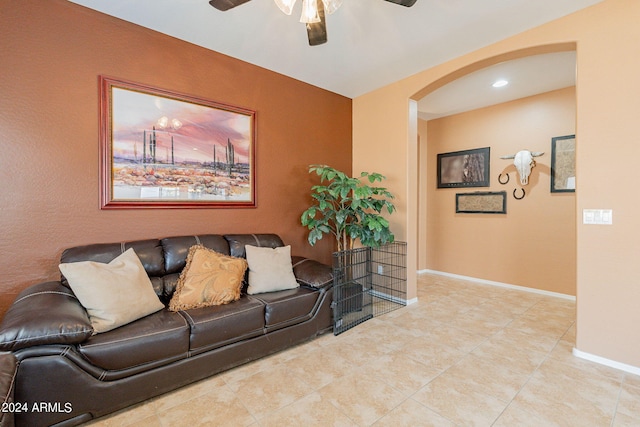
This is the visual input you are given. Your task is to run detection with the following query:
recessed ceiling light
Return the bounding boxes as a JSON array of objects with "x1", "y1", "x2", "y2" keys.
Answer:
[{"x1": 492, "y1": 79, "x2": 509, "y2": 88}]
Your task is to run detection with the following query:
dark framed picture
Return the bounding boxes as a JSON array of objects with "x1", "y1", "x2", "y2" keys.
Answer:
[
  {"x1": 99, "y1": 76, "x2": 256, "y2": 209},
  {"x1": 456, "y1": 191, "x2": 507, "y2": 214},
  {"x1": 550, "y1": 134, "x2": 576, "y2": 193},
  {"x1": 437, "y1": 147, "x2": 490, "y2": 188}
]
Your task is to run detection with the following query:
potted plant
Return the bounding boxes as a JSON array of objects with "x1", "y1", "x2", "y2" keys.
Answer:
[
  {"x1": 300, "y1": 165, "x2": 396, "y2": 332},
  {"x1": 300, "y1": 165, "x2": 396, "y2": 252}
]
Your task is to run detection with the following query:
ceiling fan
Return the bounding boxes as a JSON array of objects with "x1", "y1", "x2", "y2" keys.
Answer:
[{"x1": 208, "y1": 0, "x2": 417, "y2": 46}]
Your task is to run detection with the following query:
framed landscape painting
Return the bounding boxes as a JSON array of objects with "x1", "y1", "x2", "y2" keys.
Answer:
[{"x1": 99, "y1": 76, "x2": 256, "y2": 209}]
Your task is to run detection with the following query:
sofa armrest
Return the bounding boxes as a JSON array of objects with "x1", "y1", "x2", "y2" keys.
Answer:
[
  {"x1": 292, "y1": 256, "x2": 333, "y2": 289},
  {"x1": 0, "y1": 282, "x2": 93, "y2": 351},
  {"x1": 0, "y1": 352, "x2": 16, "y2": 427}
]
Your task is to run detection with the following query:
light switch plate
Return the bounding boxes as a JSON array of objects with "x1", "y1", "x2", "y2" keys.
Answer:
[{"x1": 583, "y1": 209, "x2": 613, "y2": 225}]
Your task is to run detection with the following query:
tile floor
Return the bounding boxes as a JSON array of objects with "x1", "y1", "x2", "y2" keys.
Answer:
[{"x1": 87, "y1": 273, "x2": 640, "y2": 426}]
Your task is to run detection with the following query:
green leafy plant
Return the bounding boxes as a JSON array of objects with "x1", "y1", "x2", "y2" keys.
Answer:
[{"x1": 301, "y1": 165, "x2": 396, "y2": 252}]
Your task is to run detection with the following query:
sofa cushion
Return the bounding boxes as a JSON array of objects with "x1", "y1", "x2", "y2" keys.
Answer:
[
  {"x1": 169, "y1": 245, "x2": 247, "y2": 311},
  {"x1": 0, "y1": 282, "x2": 93, "y2": 351},
  {"x1": 245, "y1": 245, "x2": 299, "y2": 295},
  {"x1": 60, "y1": 239, "x2": 165, "y2": 281},
  {"x1": 77, "y1": 309, "x2": 189, "y2": 371},
  {"x1": 162, "y1": 273, "x2": 181, "y2": 302},
  {"x1": 178, "y1": 296, "x2": 265, "y2": 355},
  {"x1": 161, "y1": 235, "x2": 230, "y2": 275},
  {"x1": 251, "y1": 287, "x2": 322, "y2": 332},
  {"x1": 224, "y1": 234, "x2": 284, "y2": 258},
  {"x1": 59, "y1": 248, "x2": 164, "y2": 334}
]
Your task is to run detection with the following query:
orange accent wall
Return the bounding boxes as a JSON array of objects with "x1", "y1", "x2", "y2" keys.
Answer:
[
  {"x1": 0, "y1": 0, "x2": 352, "y2": 314},
  {"x1": 422, "y1": 87, "x2": 576, "y2": 295}
]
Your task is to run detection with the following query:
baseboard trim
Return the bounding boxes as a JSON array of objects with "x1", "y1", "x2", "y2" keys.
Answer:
[
  {"x1": 405, "y1": 297, "x2": 418, "y2": 306},
  {"x1": 368, "y1": 289, "x2": 409, "y2": 306},
  {"x1": 418, "y1": 269, "x2": 575, "y2": 301},
  {"x1": 572, "y1": 347, "x2": 640, "y2": 376}
]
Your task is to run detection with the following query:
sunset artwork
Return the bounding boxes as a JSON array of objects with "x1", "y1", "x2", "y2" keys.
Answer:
[{"x1": 100, "y1": 77, "x2": 255, "y2": 208}]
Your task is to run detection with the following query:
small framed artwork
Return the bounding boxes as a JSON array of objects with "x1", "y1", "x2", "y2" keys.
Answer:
[
  {"x1": 99, "y1": 76, "x2": 256, "y2": 209},
  {"x1": 456, "y1": 191, "x2": 507, "y2": 214},
  {"x1": 437, "y1": 147, "x2": 490, "y2": 188},
  {"x1": 550, "y1": 134, "x2": 576, "y2": 193}
]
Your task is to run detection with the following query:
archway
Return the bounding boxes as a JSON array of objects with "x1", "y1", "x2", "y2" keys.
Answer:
[{"x1": 408, "y1": 42, "x2": 577, "y2": 296}]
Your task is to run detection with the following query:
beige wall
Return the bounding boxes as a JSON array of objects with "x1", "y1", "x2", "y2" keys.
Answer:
[
  {"x1": 422, "y1": 87, "x2": 576, "y2": 296},
  {"x1": 0, "y1": 0, "x2": 352, "y2": 315},
  {"x1": 353, "y1": 94, "x2": 419, "y2": 299},
  {"x1": 353, "y1": 0, "x2": 640, "y2": 368},
  {"x1": 417, "y1": 120, "x2": 428, "y2": 274}
]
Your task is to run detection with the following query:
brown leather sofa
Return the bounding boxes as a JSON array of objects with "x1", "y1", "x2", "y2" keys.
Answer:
[
  {"x1": 0, "y1": 234, "x2": 333, "y2": 426},
  {"x1": 0, "y1": 352, "x2": 17, "y2": 427}
]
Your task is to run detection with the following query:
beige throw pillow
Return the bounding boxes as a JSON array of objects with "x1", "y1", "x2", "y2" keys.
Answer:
[
  {"x1": 168, "y1": 245, "x2": 247, "y2": 311},
  {"x1": 245, "y1": 245, "x2": 299, "y2": 295},
  {"x1": 59, "y1": 248, "x2": 164, "y2": 334}
]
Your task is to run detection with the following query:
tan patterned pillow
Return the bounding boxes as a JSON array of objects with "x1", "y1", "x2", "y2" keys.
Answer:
[{"x1": 168, "y1": 245, "x2": 248, "y2": 312}]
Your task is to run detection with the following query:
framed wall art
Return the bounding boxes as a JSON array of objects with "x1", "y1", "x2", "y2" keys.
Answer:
[
  {"x1": 456, "y1": 191, "x2": 507, "y2": 214},
  {"x1": 437, "y1": 147, "x2": 490, "y2": 188},
  {"x1": 550, "y1": 134, "x2": 576, "y2": 193},
  {"x1": 99, "y1": 76, "x2": 256, "y2": 209}
]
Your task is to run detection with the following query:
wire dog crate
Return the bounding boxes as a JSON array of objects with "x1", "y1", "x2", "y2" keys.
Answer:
[{"x1": 332, "y1": 242, "x2": 407, "y2": 335}]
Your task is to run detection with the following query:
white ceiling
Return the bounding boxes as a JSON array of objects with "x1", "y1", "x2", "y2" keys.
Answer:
[
  {"x1": 418, "y1": 51, "x2": 577, "y2": 120},
  {"x1": 68, "y1": 0, "x2": 596, "y2": 115}
]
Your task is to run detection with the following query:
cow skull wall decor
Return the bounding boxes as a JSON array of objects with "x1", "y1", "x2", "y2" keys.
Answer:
[{"x1": 500, "y1": 150, "x2": 544, "y2": 185}]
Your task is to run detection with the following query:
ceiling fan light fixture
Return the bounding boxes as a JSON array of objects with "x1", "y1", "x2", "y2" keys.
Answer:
[
  {"x1": 274, "y1": 0, "x2": 297, "y2": 15},
  {"x1": 321, "y1": 0, "x2": 342, "y2": 15},
  {"x1": 300, "y1": 0, "x2": 321, "y2": 23},
  {"x1": 211, "y1": 0, "x2": 416, "y2": 47}
]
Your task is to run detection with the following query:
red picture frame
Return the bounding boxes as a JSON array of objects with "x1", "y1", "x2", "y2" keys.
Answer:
[{"x1": 99, "y1": 76, "x2": 256, "y2": 209}]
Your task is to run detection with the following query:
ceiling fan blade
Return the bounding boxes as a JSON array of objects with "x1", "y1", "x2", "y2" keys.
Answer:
[
  {"x1": 306, "y1": 0, "x2": 327, "y2": 46},
  {"x1": 384, "y1": 0, "x2": 417, "y2": 7},
  {"x1": 208, "y1": 0, "x2": 252, "y2": 11}
]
